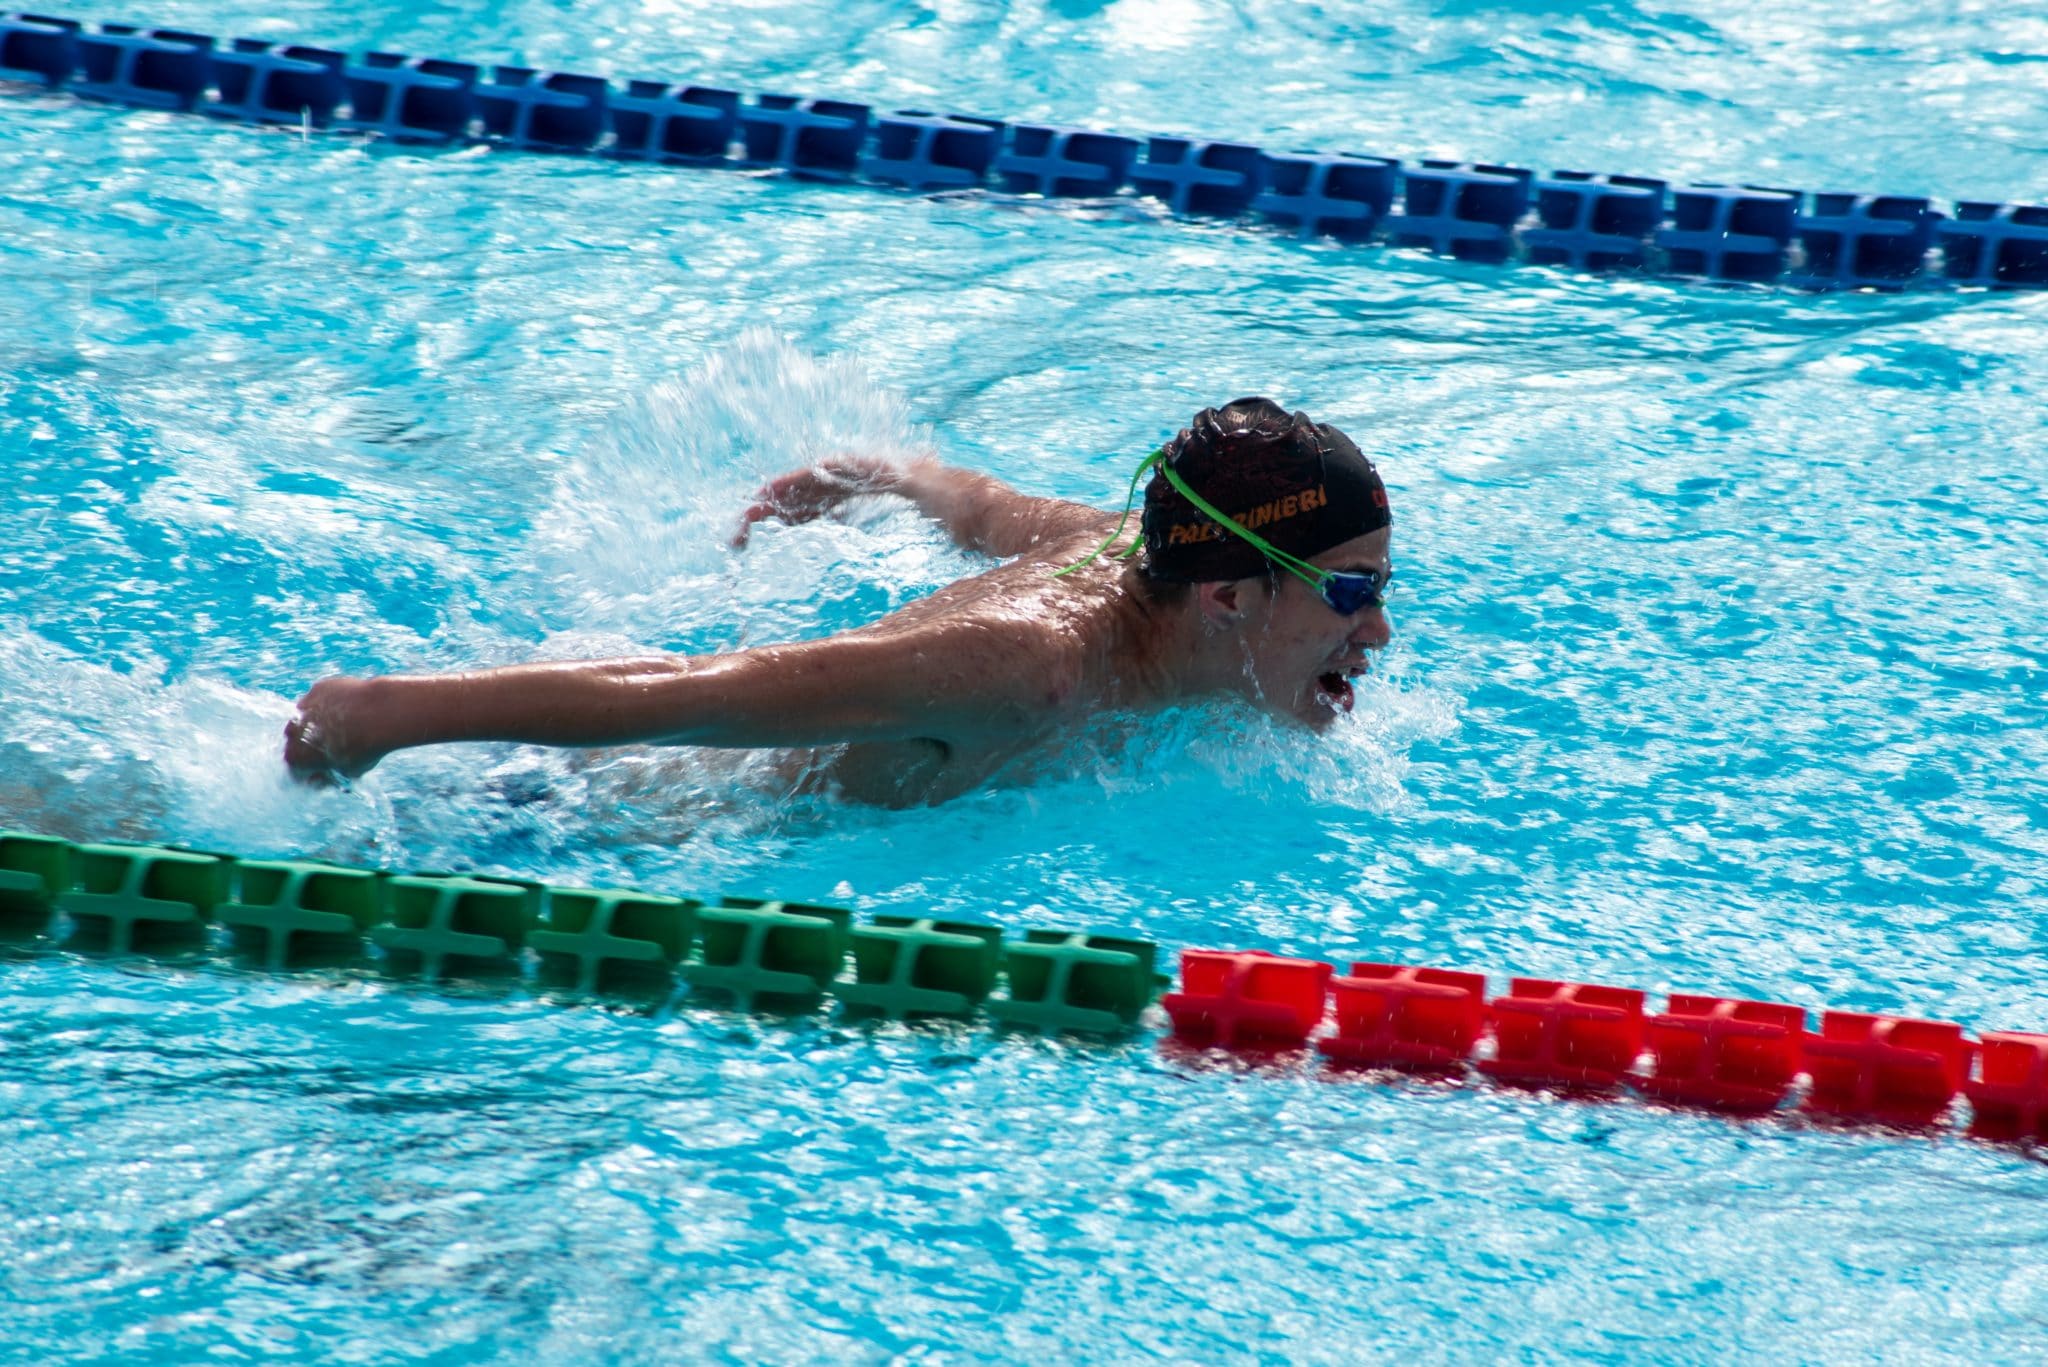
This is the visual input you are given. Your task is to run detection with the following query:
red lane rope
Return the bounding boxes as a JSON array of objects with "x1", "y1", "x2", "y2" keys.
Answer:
[{"x1": 1161, "y1": 950, "x2": 2048, "y2": 1143}]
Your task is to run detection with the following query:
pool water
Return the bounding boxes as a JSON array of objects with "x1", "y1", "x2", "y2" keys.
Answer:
[{"x1": 3, "y1": 1, "x2": 2047, "y2": 1360}]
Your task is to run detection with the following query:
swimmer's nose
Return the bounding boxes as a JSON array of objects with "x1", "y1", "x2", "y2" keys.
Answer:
[{"x1": 1350, "y1": 606, "x2": 1392, "y2": 650}]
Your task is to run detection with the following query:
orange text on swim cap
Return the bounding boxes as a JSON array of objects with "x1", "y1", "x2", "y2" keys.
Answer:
[{"x1": 1165, "y1": 484, "x2": 1329, "y2": 545}]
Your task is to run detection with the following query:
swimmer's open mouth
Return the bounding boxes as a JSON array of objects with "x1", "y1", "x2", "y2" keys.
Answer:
[{"x1": 1316, "y1": 671, "x2": 1355, "y2": 713}]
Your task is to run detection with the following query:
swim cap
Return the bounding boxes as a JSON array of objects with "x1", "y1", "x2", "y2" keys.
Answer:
[{"x1": 1140, "y1": 397, "x2": 1390, "y2": 582}]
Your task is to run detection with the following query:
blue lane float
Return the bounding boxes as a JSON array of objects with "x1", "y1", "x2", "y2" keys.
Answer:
[{"x1": 3, "y1": 10, "x2": 2045, "y2": 290}]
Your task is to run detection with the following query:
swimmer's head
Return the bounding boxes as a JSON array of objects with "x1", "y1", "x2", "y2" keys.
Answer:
[
  {"x1": 1049, "y1": 397, "x2": 1394, "y2": 728},
  {"x1": 1139, "y1": 397, "x2": 1390, "y2": 584}
]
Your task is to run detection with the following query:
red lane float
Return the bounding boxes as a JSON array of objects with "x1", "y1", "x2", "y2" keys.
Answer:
[
  {"x1": 1965, "y1": 1031, "x2": 2048, "y2": 1141},
  {"x1": 1641, "y1": 994, "x2": 1807, "y2": 1112},
  {"x1": 1479, "y1": 978, "x2": 1646, "y2": 1090},
  {"x1": 1317, "y1": 963, "x2": 1486, "y2": 1070},
  {"x1": 1802, "y1": 1012, "x2": 1973, "y2": 1125},
  {"x1": 1163, "y1": 949, "x2": 2043, "y2": 1144},
  {"x1": 1161, "y1": 950, "x2": 1331, "y2": 1047}
]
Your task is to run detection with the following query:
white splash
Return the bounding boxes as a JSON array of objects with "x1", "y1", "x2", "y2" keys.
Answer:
[{"x1": 526, "y1": 327, "x2": 936, "y2": 639}]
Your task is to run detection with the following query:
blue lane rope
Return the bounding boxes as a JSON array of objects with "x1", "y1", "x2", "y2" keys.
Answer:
[{"x1": 3, "y1": 11, "x2": 2045, "y2": 290}]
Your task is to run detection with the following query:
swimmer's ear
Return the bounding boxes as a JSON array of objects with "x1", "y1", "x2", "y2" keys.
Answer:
[{"x1": 1194, "y1": 579, "x2": 1251, "y2": 629}]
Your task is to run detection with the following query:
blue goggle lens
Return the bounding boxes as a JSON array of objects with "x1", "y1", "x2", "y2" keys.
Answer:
[{"x1": 1318, "y1": 571, "x2": 1385, "y2": 615}]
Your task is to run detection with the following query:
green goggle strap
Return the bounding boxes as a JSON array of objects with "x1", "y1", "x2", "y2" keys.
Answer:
[
  {"x1": 1052, "y1": 443, "x2": 1332, "y2": 593},
  {"x1": 1050, "y1": 447, "x2": 1167, "y2": 578},
  {"x1": 1152, "y1": 460, "x2": 1332, "y2": 595}
]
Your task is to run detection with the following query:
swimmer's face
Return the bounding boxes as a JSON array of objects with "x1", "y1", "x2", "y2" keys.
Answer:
[{"x1": 1231, "y1": 529, "x2": 1394, "y2": 730}]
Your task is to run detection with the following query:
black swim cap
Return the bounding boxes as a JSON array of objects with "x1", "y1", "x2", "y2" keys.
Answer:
[{"x1": 1140, "y1": 397, "x2": 1391, "y2": 583}]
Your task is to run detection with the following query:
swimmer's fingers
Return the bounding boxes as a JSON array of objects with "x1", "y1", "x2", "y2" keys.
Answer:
[
  {"x1": 732, "y1": 485, "x2": 822, "y2": 546},
  {"x1": 731, "y1": 495, "x2": 805, "y2": 547},
  {"x1": 731, "y1": 503, "x2": 769, "y2": 548},
  {"x1": 282, "y1": 677, "x2": 386, "y2": 784},
  {"x1": 282, "y1": 714, "x2": 348, "y2": 788},
  {"x1": 733, "y1": 462, "x2": 873, "y2": 543},
  {"x1": 281, "y1": 715, "x2": 329, "y2": 779}
]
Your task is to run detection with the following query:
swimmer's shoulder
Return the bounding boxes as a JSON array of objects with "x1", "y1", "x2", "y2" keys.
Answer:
[{"x1": 980, "y1": 516, "x2": 1129, "y2": 586}]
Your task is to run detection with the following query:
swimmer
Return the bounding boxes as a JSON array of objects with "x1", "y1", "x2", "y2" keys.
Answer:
[{"x1": 283, "y1": 396, "x2": 1395, "y2": 806}]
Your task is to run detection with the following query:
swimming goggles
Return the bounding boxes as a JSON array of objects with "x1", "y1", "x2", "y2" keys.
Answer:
[{"x1": 1055, "y1": 447, "x2": 1389, "y2": 616}]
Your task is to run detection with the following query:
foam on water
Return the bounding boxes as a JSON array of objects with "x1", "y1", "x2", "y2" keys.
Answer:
[{"x1": 528, "y1": 327, "x2": 941, "y2": 641}]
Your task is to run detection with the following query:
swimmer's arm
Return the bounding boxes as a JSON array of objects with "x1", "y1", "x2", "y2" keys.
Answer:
[
  {"x1": 285, "y1": 631, "x2": 1033, "y2": 778},
  {"x1": 889, "y1": 461, "x2": 1105, "y2": 556},
  {"x1": 739, "y1": 455, "x2": 1103, "y2": 557}
]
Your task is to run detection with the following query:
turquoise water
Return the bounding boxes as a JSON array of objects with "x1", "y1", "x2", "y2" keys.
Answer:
[{"x1": 4, "y1": 1, "x2": 2048, "y2": 1360}]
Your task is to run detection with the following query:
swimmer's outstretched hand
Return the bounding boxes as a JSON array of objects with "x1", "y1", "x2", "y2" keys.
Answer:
[
  {"x1": 732, "y1": 453, "x2": 913, "y2": 547},
  {"x1": 283, "y1": 677, "x2": 388, "y2": 785}
]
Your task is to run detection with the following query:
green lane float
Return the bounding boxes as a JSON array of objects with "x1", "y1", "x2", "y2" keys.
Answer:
[
  {"x1": 836, "y1": 916, "x2": 1005, "y2": 1019},
  {"x1": 986, "y1": 930, "x2": 1161, "y2": 1033},
  {"x1": 0, "y1": 830, "x2": 69, "y2": 926},
  {"x1": 59, "y1": 842, "x2": 229, "y2": 954},
  {"x1": 684, "y1": 899, "x2": 853, "y2": 1012},
  {"x1": 216, "y1": 860, "x2": 384, "y2": 971},
  {"x1": 529, "y1": 888, "x2": 700, "y2": 996},
  {"x1": 0, "y1": 828, "x2": 1158, "y2": 1033},
  {"x1": 371, "y1": 874, "x2": 537, "y2": 981}
]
